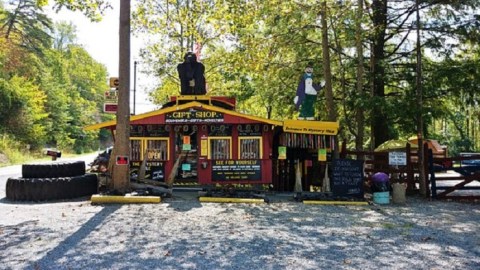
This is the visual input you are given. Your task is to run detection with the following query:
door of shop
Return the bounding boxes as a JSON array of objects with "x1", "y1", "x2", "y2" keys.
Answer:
[{"x1": 174, "y1": 126, "x2": 199, "y2": 184}]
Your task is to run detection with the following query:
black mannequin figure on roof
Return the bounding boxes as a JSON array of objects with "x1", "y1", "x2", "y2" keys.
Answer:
[{"x1": 177, "y1": 52, "x2": 206, "y2": 95}]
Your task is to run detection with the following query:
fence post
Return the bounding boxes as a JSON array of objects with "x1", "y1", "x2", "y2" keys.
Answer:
[
  {"x1": 424, "y1": 143, "x2": 430, "y2": 198},
  {"x1": 340, "y1": 139, "x2": 347, "y2": 159},
  {"x1": 406, "y1": 143, "x2": 415, "y2": 192},
  {"x1": 428, "y1": 149, "x2": 436, "y2": 199}
]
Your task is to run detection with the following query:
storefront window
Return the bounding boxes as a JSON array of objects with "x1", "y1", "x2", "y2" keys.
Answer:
[
  {"x1": 239, "y1": 137, "x2": 262, "y2": 159},
  {"x1": 130, "y1": 138, "x2": 169, "y2": 161},
  {"x1": 146, "y1": 139, "x2": 169, "y2": 161},
  {"x1": 130, "y1": 139, "x2": 142, "y2": 160},
  {"x1": 209, "y1": 138, "x2": 231, "y2": 159}
]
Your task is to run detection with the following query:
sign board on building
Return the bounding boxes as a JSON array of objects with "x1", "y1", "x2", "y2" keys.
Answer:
[
  {"x1": 165, "y1": 110, "x2": 224, "y2": 123},
  {"x1": 283, "y1": 120, "x2": 339, "y2": 135},
  {"x1": 212, "y1": 160, "x2": 261, "y2": 181}
]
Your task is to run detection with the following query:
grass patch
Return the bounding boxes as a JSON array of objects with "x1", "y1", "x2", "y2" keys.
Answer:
[
  {"x1": 0, "y1": 135, "x2": 44, "y2": 167},
  {"x1": 382, "y1": 223, "x2": 396, "y2": 229}
]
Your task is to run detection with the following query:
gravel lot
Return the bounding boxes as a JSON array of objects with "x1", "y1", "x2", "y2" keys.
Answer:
[
  {"x1": 1, "y1": 155, "x2": 480, "y2": 270},
  {"x1": 1, "y1": 185, "x2": 479, "y2": 270}
]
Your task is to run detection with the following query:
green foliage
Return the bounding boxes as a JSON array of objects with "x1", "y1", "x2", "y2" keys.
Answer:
[
  {"x1": 1, "y1": 0, "x2": 480, "y2": 162},
  {"x1": 0, "y1": 3, "x2": 110, "y2": 160},
  {"x1": 0, "y1": 134, "x2": 40, "y2": 165},
  {"x1": 40, "y1": 0, "x2": 112, "y2": 22},
  {"x1": 132, "y1": 0, "x2": 480, "y2": 152},
  {"x1": 0, "y1": 0, "x2": 53, "y2": 54}
]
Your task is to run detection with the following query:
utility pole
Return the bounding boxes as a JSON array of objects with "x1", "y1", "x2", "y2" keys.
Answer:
[
  {"x1": 133, "y1": 60, "x2": 137, "y2": 115},
  {"x1": 109, "y1": 0, "x2": 131, "y2": 193}
]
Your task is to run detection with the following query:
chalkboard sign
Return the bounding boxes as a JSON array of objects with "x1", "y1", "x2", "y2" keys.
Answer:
[{"x1": 331, "y1": 159, "x2": 364, "y2": 198}]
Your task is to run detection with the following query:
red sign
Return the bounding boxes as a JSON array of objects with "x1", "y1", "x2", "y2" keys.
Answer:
[
  {"x1": 116, "y1": 156, "x2": 129, "y2": 165},
  {"x1": 104, "y1": 103, "x2": 118, "y2": 113}
]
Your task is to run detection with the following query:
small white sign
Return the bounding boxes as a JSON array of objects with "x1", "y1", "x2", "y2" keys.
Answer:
[{"x1": 389, "y1": 152, "x2": 407, "y2": 166}]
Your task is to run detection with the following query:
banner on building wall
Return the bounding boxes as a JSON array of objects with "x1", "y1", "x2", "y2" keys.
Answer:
[{"x1": 283, "y1": 120, "x2": 339, "y2": 135}]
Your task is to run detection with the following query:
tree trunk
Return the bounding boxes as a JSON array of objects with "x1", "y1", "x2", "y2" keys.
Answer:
[
  {"x1": 416, "y1": 0, "x2": 426, "y2": 196},
  {"x1": 371, "y1": 0, "x2": 390, "y2": 148},
  {"x1": 355, "y1": 0, "x2": 365, "y2": 155},
  {"x1": 321, "y1": 1, "x2": 336, "y2": 122},
  {"x1": 110, "y1": 0, "x2": 131, "y2": 194}
]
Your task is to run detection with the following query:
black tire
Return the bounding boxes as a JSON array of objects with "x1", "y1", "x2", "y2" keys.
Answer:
[
  {"x1": 5, "y1": 174, "x2": 98, "y2": 201},
  {"x1": 22, "y1": 161, "x2": 86, "y2": 178}
]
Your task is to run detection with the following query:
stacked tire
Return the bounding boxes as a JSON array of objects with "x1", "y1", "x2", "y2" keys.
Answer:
[{"x1": 6, "y1": 161, "x2": 98, "y2": 201}]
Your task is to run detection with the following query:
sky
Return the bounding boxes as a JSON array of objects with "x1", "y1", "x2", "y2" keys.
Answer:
[{"x1": 45, "y1": 2, "x2": 158, "y2": 114}]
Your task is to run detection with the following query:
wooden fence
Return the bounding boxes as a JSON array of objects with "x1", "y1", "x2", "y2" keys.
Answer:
[
  {"x1": 341, "y1": 140, "x2": 480, "y2": 200},
  {"x1": 429, "y1": 153, "x2": 480, "y2": 200},
  {"x1": 340, "y1": 141, "x2": 427, "y2": 193}
]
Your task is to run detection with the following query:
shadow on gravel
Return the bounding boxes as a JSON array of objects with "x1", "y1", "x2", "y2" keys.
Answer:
[
  {"x1": 32, "y1": 205, "x2": 121, "y2": 269},
  {"x1": 163, "y1": 191, "x2": 204, "y2": 212}
]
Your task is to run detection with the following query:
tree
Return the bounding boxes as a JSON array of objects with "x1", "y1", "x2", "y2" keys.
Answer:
[
  {"x1": 40, "y1": 0, "x2": 112, "y2": 22},
  {"x1": 53, "y1": 21, "x2": 77, "y2": 50},
  {"x1": 0, "y1": 0, "x2": 53, "y2": 54},
  {"x1": 355, "y1": 0, "x2": 365, "y2": 153},
  {"x1": 108, "y1": 0, "x2": 130, "y2": 193},
  {"x1": 321, "y1": 1, "x2": 336, "y2": 122}
]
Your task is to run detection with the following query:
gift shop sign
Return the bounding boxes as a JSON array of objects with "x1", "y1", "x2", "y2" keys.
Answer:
[{"x1": 166, "y1": 111, "x2": 224, "y2": 123}]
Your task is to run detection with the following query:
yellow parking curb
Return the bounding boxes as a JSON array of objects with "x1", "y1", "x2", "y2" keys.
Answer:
[
  {"x1": 91, "y1": 194, "x2": 161, "y2": 204},
  {"x1": 303, "y1": 200, "x2": 368, "y2": 205},
  {"x1": 199, "y1": 197, "x2": 265, "y2": 204}
]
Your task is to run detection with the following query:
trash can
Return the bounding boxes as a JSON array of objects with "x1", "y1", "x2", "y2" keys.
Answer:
[
  {"x1": 372, "y1": 172, "x2": 390, "y2": 204},
  {"x1": 392, "y1": 182, "x2": 407, "y2": 204}
]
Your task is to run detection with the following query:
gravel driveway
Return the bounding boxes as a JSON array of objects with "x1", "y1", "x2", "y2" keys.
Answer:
[{"x1": 1, "y1": 187, "x2": 479, "y2": 270}]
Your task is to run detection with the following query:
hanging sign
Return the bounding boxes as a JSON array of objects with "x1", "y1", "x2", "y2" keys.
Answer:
[
  {"x1": 389, "y1": 152, "x2": 407, "y2": 166},
  {"x1": 318, "y1": 149, "x2": 327, "y2": 161},
  {"x1": 182, "y1": 163, "x2": 191, "y2": 171},
  {"x1": 183, "y1": 136, "x2": 191, "y2": 145},
  {"x1": 201, "y1": 139, "x2": 208, "y2": 156},
  {"x1": 278, "y1": 146, "x2": 287, "y2": 160},
  {"x1": 182, "y1": 144, "x2": 192, "y2": 151}
]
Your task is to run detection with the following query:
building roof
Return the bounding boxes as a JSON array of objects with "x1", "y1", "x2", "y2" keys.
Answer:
[{"x1": 85, "y1": 100, "x2": 283, "y2": 131}]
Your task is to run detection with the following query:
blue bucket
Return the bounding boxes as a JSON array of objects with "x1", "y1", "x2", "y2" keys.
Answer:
[{"x1": 373, "y1": 192, "x2": 390, "y2": 204}]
